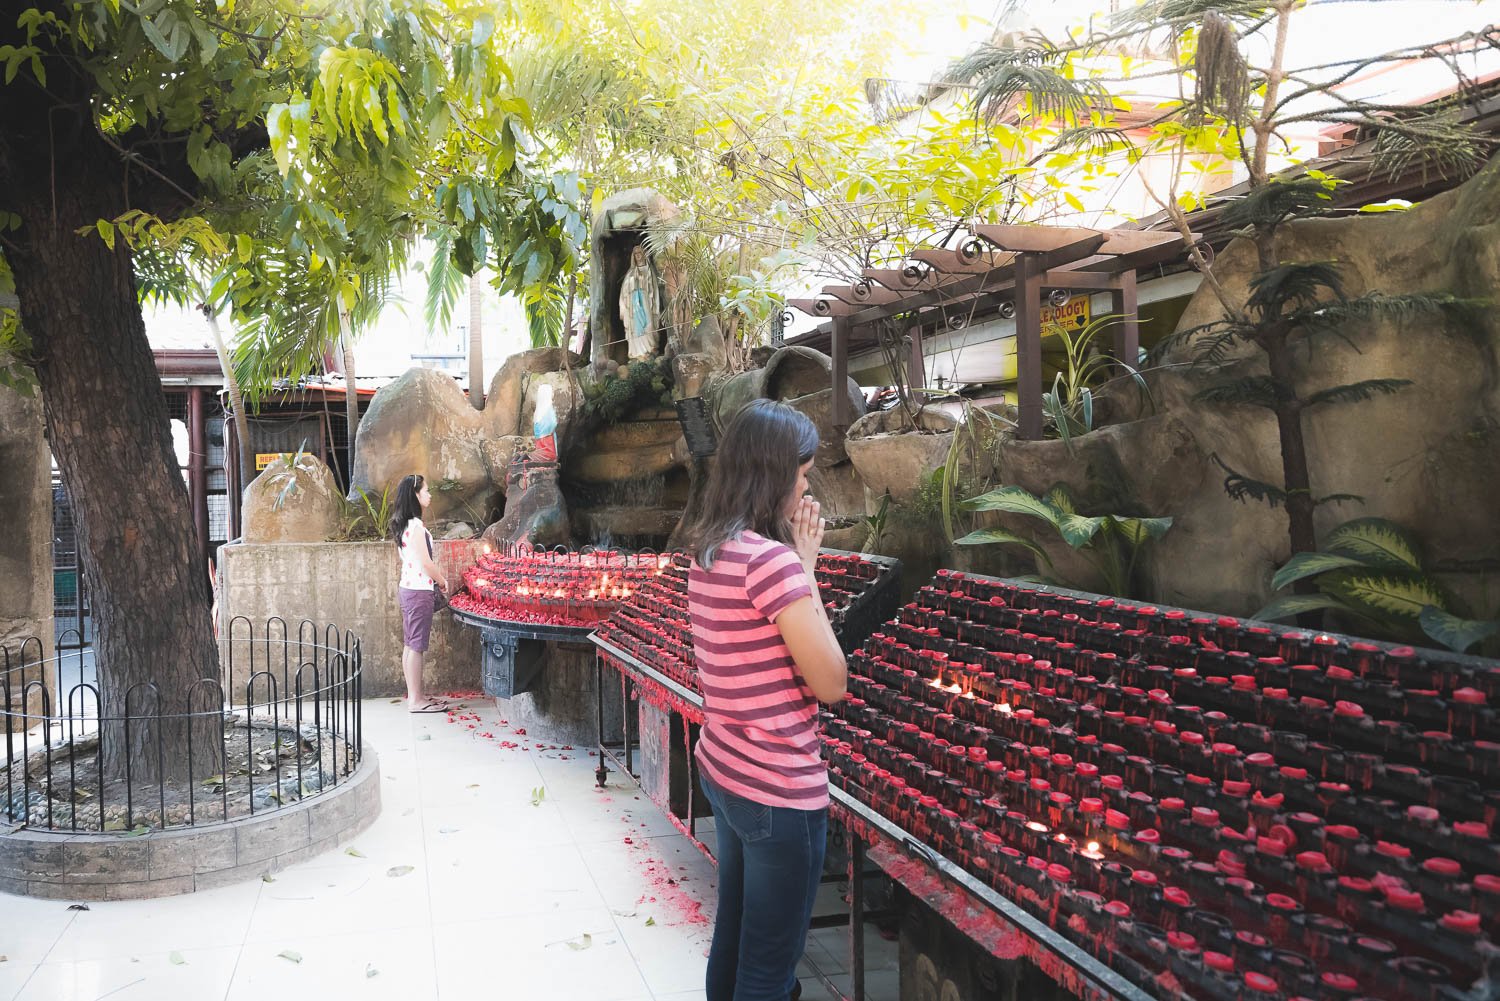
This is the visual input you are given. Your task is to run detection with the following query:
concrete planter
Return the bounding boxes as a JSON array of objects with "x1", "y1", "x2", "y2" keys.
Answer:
[
  {"x1": 844, "y1": 407, "x2": 958, "y2": 504},
  {"x1": 0, "y1": 748, "x2": 380, "y2": 899},
  {"x1": 218, "y1": 540, "x2": 485, "y2": 698}
]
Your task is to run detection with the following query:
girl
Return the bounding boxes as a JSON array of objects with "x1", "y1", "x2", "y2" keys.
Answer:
[
  {"x1": 681, "y1": 399, "x2": 847, "y2": 1001},
  {"x1": 389, "y1": 474, "x2": 451, "y2": 713}
]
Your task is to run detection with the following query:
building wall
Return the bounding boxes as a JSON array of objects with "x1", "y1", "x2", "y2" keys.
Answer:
[
  {"x1": 217, "y1": 540, "x2": 484, "y2": 699},
  {"x1": 0, "y1": 372, "x2": 53, "y2": 702}
]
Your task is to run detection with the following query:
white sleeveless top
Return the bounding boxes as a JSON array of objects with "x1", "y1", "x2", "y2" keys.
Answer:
[{"x1": 399, "y1": 518, "x2": 435, "y2": 591}]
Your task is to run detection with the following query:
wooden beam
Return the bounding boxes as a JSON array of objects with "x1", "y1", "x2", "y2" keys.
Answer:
[
  {"x1": 787, "y1": 297, "x2": 858, "y2": 318},
  {"x1": 905, "y1": 327, "x2": 927, "y2": 402},
  {"x1": 1110, "y1": 271, "x2": 1140, "y2": 372},
  {"x1": 972, "y1": 224, "x2": 1102, "y2": 254},
  {"x1": 1041, "y1": 270, "x2": 1115, "y2": 290},
  {"x1": 821, "y1": 284, "x2": 906, "y2": 306},
  {"x1": 910, "y1": 248, "x2": 1013, "y2": 274},
  {"x1": 831, "y1": 316, "x2": 851, "y2": 429},
  {"x1": 1097, "y1": 230, "x2": 1184, "y2": 255},
  {"x1": 1014, "y1": 254, "x2": 1045, "y2": 441},
  {"x1": 861, "y1": 267, "x2": 930, "y2": 290}
]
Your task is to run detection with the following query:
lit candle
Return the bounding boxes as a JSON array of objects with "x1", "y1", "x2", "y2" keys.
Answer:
[{"x1": 1082, "y1": 841, "x2": 1103, "y2": 860}]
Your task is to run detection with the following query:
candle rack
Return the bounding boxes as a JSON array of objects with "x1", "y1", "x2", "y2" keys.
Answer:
[{"x1": 824, "y1": 571, "x2": 1499, "y2": 1001}]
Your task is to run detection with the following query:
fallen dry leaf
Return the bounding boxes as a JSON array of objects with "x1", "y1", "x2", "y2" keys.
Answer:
[
  {"x1": 386, "y1": 865, "x2": 414, "y2": 878},
  {"x1": 277, "y1": 949, "x2": 303, "y2": 964}
]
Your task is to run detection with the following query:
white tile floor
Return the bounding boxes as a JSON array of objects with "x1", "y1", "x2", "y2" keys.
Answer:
[{"x1": 0, "y1": 697, "x2": 898, "y2": 1001}]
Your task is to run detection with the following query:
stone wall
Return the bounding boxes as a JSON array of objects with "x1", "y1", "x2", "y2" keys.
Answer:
[
  {"x1": 0, "y1": 373, "x2": 53, "y2": 703},
  {"x1": 218, "y1": 540, "x2": 484, "y2": 698}
]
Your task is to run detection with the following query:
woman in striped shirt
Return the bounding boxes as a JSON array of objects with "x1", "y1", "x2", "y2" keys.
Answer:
[{"x1": 681, "y1": 399, "x2": 848, "y2": 1001}]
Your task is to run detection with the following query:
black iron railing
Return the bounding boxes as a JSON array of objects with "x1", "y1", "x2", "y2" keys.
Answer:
[{"x1": 2, "y1": 617, "x2": 364, "y2": 832}]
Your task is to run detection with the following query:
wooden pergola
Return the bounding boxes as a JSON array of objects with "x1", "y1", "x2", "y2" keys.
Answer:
[{"x1": 786, "y1": 225, "x2": 1194, "y2": 440}]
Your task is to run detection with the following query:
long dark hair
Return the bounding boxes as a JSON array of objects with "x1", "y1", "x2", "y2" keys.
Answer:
[
  {"x1": 682, "y1": 399, "x2": 820, "y2": 569},
  {"x1": 389, "y1": 474, "x2": 424, "y2": 549}
]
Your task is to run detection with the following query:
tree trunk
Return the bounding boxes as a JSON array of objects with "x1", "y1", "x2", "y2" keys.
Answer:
[
  {"x1": 1266, "y1": 336, "x2": 1319, "y2": 561},
  {"x1": 202, "y1": 306, "x2": 254, "y2": 511},
  {"x1": 0, "y1": 98, "x2": 222, "y2": 784},
  {"x1": 340, "y1": 318, "x2": 361, "y2": 473},
  {"x1": 468, "y1": 273, "x2": 484, "y2": 409}
]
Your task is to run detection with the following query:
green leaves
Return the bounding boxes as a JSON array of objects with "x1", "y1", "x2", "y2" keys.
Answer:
[
  {"x1": 1270, "y1": 551, "x2": 1371, "y2": 592},
  {"x1": 953, "y1": 528, "x2": 1052, "y2": 567},
  {"x1": 1418, "y1": 607, "x2": 1500, "y2": 655},
  {"x1": 961, "y1": 485, "x2": 1062, "y2": 528},
  {"x1": 1322, "y1": 518, "x2": 1422, "y2": 571},
  {"x1": 959, "y1": 482, "x2": 1171, "y2": 599},
  {"x1": 1256, "y1": 516, "x2": 1459, "y2": 641}
]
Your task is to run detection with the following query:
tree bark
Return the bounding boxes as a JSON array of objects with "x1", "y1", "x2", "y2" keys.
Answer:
[
  {"x1": 468, "y1": 273, "x2": 484, "y2": 409},
  {"x1": 1265, "y1": 333, "x2": 1319, "y2": 561},
  {"x1": 202, "y1": 306, "x2": 254, "y2": 512},
  {"x1": 340, "y1": 317, "x2": 361, "y2": 472},
  {"x1": 0, "y1": 87, "x2": 222, "y2": 784}
]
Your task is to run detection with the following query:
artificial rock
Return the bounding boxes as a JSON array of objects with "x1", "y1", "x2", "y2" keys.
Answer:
[
  {"x1": 349, "y1": 367, "x2": 491, "y2": 524},
  {"x1": 242, "y1": 453, "x2": 344, "y2": 544}
]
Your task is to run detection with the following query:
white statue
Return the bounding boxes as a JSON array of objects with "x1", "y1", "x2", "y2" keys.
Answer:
[
  {"x1": 532, "y1": 383, "x2": 558, "y2": 462},
  {"x1": 618, "y1": 245, "x2": 660, "y2": 361}
]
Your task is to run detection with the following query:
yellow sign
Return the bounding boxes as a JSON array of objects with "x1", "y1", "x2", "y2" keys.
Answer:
[
  {"x1": 1040, "y1": 295, "x2": 1091, "y2": 336},
  {"x1": 255, "y1": 452, "x2": 294, "y2": 470}
]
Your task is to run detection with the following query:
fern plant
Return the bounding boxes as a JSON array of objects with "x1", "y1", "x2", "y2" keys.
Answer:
[
  {"x1": 1255, "y1": 516, "x2": 1500, "y2": 653},
  {"x1": 1157, "y1": 174, "x2": 1480, "y2": 568},
  {"x1": 956, "y1": 482, "x2": 1171, "y2": 600}
]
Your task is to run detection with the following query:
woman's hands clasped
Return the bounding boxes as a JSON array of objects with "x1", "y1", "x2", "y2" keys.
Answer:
[{"x1": 791, "y1": 495, "x2": 824, "y2": 575}]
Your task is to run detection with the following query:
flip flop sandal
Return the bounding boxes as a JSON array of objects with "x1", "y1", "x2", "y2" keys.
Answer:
[{"x1": 409, "y1": 700, "x2": 448, "y2": 713}]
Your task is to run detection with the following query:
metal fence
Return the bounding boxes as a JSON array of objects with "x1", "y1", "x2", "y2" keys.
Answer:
[{"x1": 1, "y1": 617, "x2": 363, "y2": 832}]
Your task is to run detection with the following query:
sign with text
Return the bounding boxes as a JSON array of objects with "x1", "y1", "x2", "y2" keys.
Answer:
[
  {"x1": 674, "y1": 397, "x2": 718, "y2": 457},
  {"x1": 1040, "y1": 295, "x2": 1091, "y2": 337},
  {"x1": 255, "y1": 452, "x2": 294, "y2": 471}
]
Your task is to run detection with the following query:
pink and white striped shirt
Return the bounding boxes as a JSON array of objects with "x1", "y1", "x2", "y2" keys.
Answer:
[{"x1": 689, "y1": 531, "x2": 827, "y2": 810}]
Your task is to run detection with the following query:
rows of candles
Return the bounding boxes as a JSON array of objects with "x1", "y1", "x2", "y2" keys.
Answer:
[
  {"x1": 449, "y1": 545, "x2": 675, "y2": 627},
  {"x1": 822, "y1": 570, "x2": 1497, "y2": 1001},
  {"x1": 593, "y1": 551, "x2": 897, "y2": 695}
]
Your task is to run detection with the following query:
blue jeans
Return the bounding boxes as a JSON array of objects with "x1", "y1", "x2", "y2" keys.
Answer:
[{"x1": 702, "y1": 774, "x2": 827, "y2": 1001}]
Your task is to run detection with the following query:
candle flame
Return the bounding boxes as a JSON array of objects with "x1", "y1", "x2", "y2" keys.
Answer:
[
  {"x1": 1055, "y1": 833, "x2": 1069, "y2": 844},
  {"x1": 1086, "y1": 842, "x2": 1100, "y2": 854},
  {"x1": 946, "y1": 682, "x2": 962, "y2": 694},
  {"x1": 997, "y1": 703, "x2": 1013, "y2": 716},
  {"x1": 1027, "y1": 821, "x2": 1048, "y2": 833}
]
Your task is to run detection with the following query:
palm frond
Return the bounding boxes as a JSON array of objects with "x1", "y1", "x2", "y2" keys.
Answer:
[
  {"x1": 1150, "y1": 318, "x2": 1252, "y2": 362},
  {"x1": 1246, "y1": 261, "x2": 1345, "y2": 319},
  {"x1": 1112, "y1": 0, "x2": 1272, "y2": 31},
  {"x1": 1368, "y1": 114, "x2": 1488, "y2": 183},
  {"x1": 1052, "y1": 124, "x2": 1136, "y2": 158},
  {"x1": 524, "y1": 283, "x2": 568, "y2": 349},
  {"x1": 949, "y1": 44, "x2": 1105, "y2": 124},
  {"x1": 1212, "y1": 452, "x2": 1287, "y2": 508},
  {"x1": 1302, "y1": 378, "x2": 1412, "y2": 409},
  {"x1": 1194, "y1": 375, "x2": 1281, "y2": 408},
  {"x1": 1300, "y1": 291, "x2": 1484, "y2": 330},
  {"x1": 423, "y1": 229, "x2": 468, "y2": 335},
  {"x1": 1220, "y1": 177, "x2": 1338, "y2": 231},
  {"x1": 1315, "y1": 493, "x2": 1364, "y2": 507}
]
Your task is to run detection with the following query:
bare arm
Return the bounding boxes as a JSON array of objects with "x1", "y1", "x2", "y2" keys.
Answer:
[
  {"x1": 777, "y1": 496, "x2": 846, "y2": 702},
  {"x1": 408, "y1": 525, "x2": 449, "y2": 591}
]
